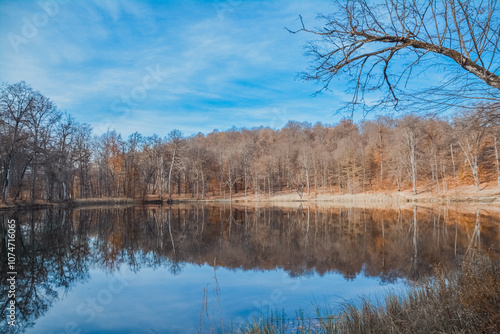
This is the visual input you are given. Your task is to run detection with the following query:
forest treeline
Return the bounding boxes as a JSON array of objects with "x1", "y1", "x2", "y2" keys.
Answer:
[{"x1": 1, "y1": 81, "x2": 499, "y2": 203}]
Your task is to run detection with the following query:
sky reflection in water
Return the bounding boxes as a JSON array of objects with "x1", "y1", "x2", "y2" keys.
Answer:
[
  {"x1": 1, "y1": 204, "x2": 498, "y2": 333},
  {"x1": 29, "y1": 262, "x2": 406, "y2": 334}
]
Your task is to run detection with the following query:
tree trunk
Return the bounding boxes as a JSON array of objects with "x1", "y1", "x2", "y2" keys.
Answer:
[
  {"x1": 201, "y1": 170, "x2": 205, "y2": 199},
  {"x1": 406, "y1": 131, "x2": 418, "y2": 195},
  {"x1": 159, "y1": 156, "x2": 164, "y2": 198},
  {"x1": 494, "y1": 135, "x2": 500, "y2": 188},
  {"x1": 460, "y1": 138, "x2": 480, "y2": 191},
  {"x1": 244, "y1": 166, "x2": 248, "y2": 196},
  {"x1": 411, "y1": 149, "x2": 417, "y2": 195},
  {"x1": 450, "y1": 143, "x2": 457, "y2": 182},
  {"x1": 30, "y1": 149, "x2": 38, "y2": 202},
  {"x1": 2, "y1": 119, "x2": 23, "y2": 203},
  {"x1": 305, "y1": 167, "x2": 310, "y2": 195},
  {"x1": 434, "y1": 151, "x2": 440, "y2": 193},
  {"x1": 3, "y1": 153, "x2": 13, "y2": 202},
  {"x1": 379, "y1": 131, "x2": 383, "y2": 183},
  {"x1": 268, "y1": 175, "x2": 271, "y2": 197},
  {"x1": 168, "y1": 149, "x2": 176, "y2": 200},
  {"x1": 412, "y1": 206, "x2": 418, "y2": 261}
]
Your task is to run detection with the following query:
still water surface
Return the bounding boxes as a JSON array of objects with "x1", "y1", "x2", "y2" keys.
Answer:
[{"x1": 1, "y1": 204, "x2": 499, "y2": 333}]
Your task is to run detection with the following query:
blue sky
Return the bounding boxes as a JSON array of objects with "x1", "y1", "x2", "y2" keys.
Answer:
[{"x1": 0, "y1": 0, "x2": 350, "y2": 137}]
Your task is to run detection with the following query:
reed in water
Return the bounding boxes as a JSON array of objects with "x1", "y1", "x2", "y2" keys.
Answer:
[{"x1": 228, "y1": 249, "x2": 500, "y2": 334}]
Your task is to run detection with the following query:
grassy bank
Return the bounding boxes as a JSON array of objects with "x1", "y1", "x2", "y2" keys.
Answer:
[
  {"x1": 169, "y1": 184, "x2": 500, "y2": 206},
  {"x1": 228, "y1": 251, "x2": 500, "y2": 334}
]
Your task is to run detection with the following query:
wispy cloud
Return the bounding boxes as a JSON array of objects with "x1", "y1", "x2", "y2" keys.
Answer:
[{"x1": 0, "y1": 0, "x2": 340, "y2": 137}]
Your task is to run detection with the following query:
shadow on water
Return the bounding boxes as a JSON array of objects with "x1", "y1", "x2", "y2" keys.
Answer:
[{"x1": 0, "y1": 204, "x2": 499, "y2": 333}]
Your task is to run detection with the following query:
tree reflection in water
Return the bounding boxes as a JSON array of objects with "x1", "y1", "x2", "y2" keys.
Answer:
[
  {"x1": 1, "y1": 210, "x2": 91, "y2": 333},
  {"x1": 1, "y1": 204, "x2": 499, "y2": 333}
]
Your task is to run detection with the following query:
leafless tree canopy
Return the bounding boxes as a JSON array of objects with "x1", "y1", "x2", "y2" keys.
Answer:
[
  {"x1": 2, "y1": 81, "x2": 499, "y2": 203},
  {"x1": 291, "y1": 0, "x2": 500, "y2": 115}
]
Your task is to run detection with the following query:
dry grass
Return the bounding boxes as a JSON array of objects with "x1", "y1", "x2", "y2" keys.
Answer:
[
  {"x1": 326, "y1": 251, "x2": 500, "y2": 334},
  {"x1": 227, "y1": 250, "x2": 500, "y2": 334},
  {"x1": 71, "y1": 197, "x2": 134, "y2": 205},
  {"x1": 173, "y1": 183, "x2": 500, "y2": 207}
]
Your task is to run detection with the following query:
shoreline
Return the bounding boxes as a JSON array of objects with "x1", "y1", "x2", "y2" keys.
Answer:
[
  {"x1": 0, "y1": 197, "x2": 136, "y2": 211},
  {"x1": 1, "y1": 188, "x2": 499, "y2": 211},
  {"x1": 175, "y1": 193, "x2": 500, "y2": 204},
  {"x1": 158, "y1": 185, "x2": 500, "y2": 207}
]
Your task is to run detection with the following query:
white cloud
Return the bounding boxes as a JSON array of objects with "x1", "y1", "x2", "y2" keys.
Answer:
[{"x1": 0, "y1": 0, "x2": 341, "y2": 137}]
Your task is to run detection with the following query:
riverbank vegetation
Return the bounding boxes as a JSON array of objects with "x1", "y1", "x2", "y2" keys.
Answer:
[
  {"x1": 1, "y1": 82, "x2": 499, "y2": 205},
  {"x1": 228, "y1": 250, "x2": 500, "y2": 333}
]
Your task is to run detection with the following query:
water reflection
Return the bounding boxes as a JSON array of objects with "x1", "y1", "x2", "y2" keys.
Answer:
[{"x1": 0, "y1": 204, "x2": 499, "y2": 333}]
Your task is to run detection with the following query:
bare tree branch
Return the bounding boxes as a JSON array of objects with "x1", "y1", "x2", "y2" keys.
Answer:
[{"x1": 289, "y1": 0, "x2": 500, "y2": 114}]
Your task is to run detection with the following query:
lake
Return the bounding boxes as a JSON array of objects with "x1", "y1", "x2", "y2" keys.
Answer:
[{"x1": 1, "y1": 204, "x2": 499, "y2": 333}]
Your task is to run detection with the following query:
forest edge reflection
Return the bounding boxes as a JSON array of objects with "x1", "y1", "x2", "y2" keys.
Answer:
[{"x1": 1, "y1": 204, "x2": 499, "y2": 333}]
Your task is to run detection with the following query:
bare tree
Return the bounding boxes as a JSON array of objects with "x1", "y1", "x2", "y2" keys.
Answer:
[
  {"x1": 184, "y1": 134, "x2": 213, "y2": 199},
  {"x1": 239, "y1": 129, "x2": 256, "y2": 197},
  {"x1": 51, "y1": 113, "x2": 77, "y2": 200},
  {"x1": 124, "y1": 132, "x2": 144, "y2": 198},
  {"x1": 422, "y1": 118, "x2": 449, "y2": 193},
  {"x1": 95, "y1": 130, "x2": 125, "y2": 197},
  {"x1": 291, "y1": 0, "x2": 500, "y2": 115},
  {"x1": 397, "y1": 115, "x2": 423, "y2": 195},
  {"x1": 0, "y1": 82, "x2": 34, "y2": 202},
  {"x1": 73, "y1": 122, "x2": 93, "y2": 198},
  {"x1": 386, "y1": 129, "x2": 406, "y2": 192},
  {"x1": 166, "y1": 130, "x2": 183, "y2": 201},
  {"x1": 141, "y1": 136, "x2": 162, "y2": 198},
  {"x1": 26, "y1": 92, "x2": 60, "y2": 201},
  {"x1": 361, "y1": 116, "x2": 394, "y2": 187},
  {"x1": 454, "y1": 107, "x2": 492, "y2": 190}
]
